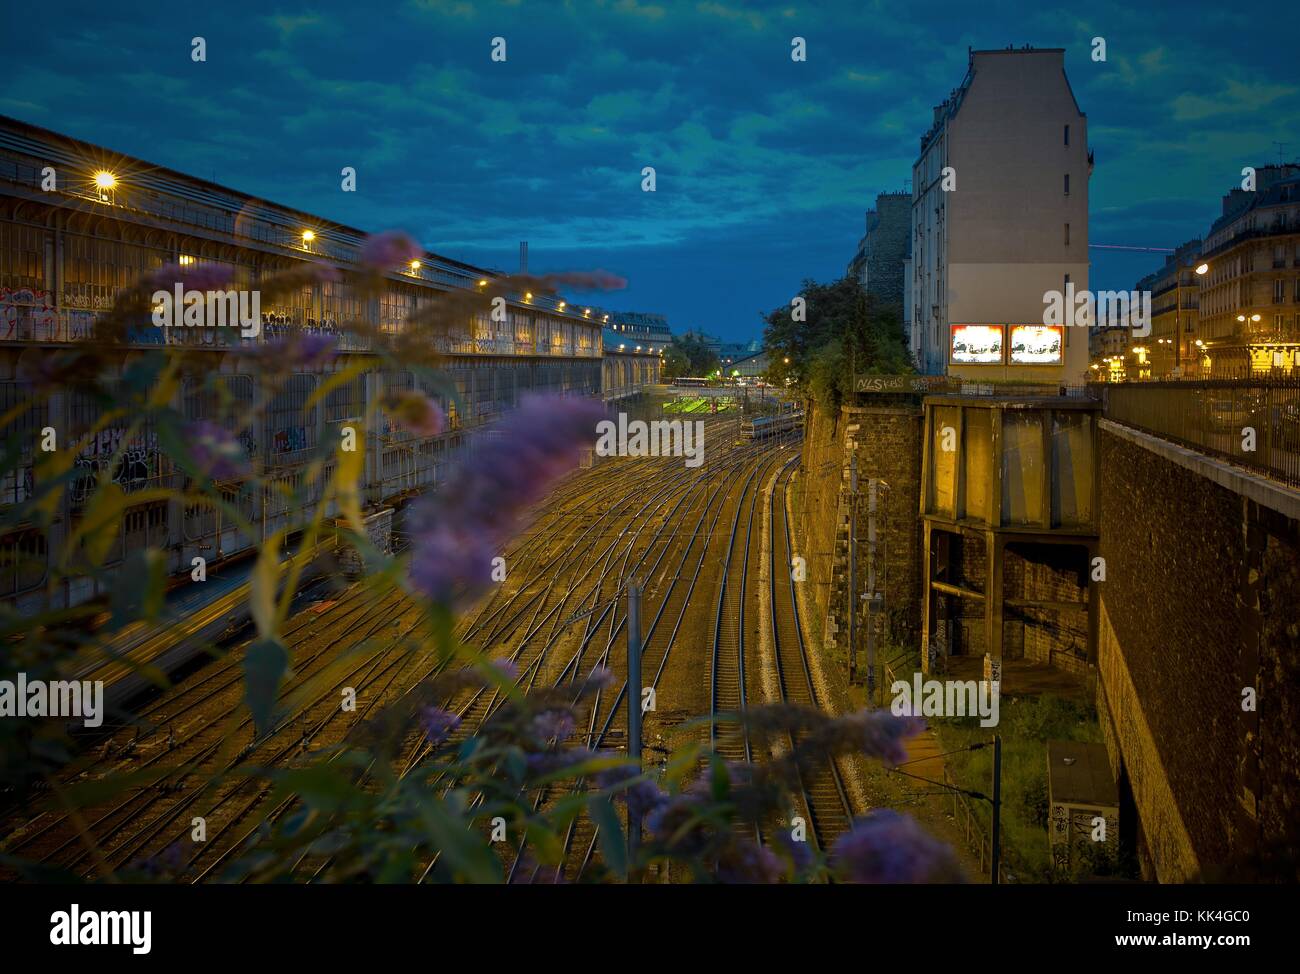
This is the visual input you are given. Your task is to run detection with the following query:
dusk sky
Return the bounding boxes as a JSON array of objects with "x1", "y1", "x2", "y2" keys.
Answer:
[{"x1": 6, "y1": 0, "x2": 1298, "y2": 342}]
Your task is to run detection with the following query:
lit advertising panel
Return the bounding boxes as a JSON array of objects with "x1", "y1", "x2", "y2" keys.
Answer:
[
  {"x1": 951, "y1": 325, "x2": 1003, "y2": 364},
  {"x1": 1009, "y1": 325, "x2": 1063, "y2": 364}
]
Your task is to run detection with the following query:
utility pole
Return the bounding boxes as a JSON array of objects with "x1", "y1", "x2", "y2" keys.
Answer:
[
  {"x1": 847, "y1": 454, "x2": 857, "y2": 684},
  {"x1": 626, "y1": 580, "x2": 643, "y2": 871},
  {"x1": 864, "y1": 478, "x2": 880, "y2": 703},
  {"x1": 991, "y1": 735, "x2": 1003, "y2": 885}
]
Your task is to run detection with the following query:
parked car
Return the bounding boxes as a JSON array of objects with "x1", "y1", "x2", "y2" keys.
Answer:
[
  {"x1": 1267, "y1": 402, "x2": 1300, "y2": 452},
  {"x1": 1206, "y1": 397, "x2": 1249, "y2": 432}
]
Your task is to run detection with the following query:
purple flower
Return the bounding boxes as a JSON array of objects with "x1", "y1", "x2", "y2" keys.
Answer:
[
  {"x1": 147, "y1": 262, "x2": 236, "y2": 292},
  {"x1": 185, "y1": 420, "x2": 251, "y2": 480},
  {"x1": 419, "y1": 706, "x2": 461, "y2": 747},
  {"x1": 407, "y1": 395, "x2": 605, "y2": 606},
  {"x1": 384, "y1": 391, "x2": 444, "y2": 437},
  {"x1": 305, "y1": 263, "x2": 341, "y2": 284},
  {"x1": 716, "y1": 840, "x2": 784, "y2": 884},
  {"x1": 775, "y1": 829, "x2": 814, "y2": 874},
  {"x1": 580, "y1": 666, "x2": 615, "y2": 692},
  {"x1": 830, "y1": 810, "x2": 964, "y2": 884},
  {"x1": 525, "y1": 746, "x2": 596, "y2": 778},
  {"x1": 490, "y1": 659, "x2": 520, "y2": 683},
  {"x1": 358, "y1": 230, "x2": 422, "y2": 272},
  {"x1": 624, "y1": 778, "x2": 669, "y2": 820},
  {"x1": 531, "y1": 709, "x2": 575, "y2": 742},
  {"x1": 845, "y1": 709, "x2": 925, "y2": 767},
  {"x1": 255, "y1": 332, "x2": 338, "y2": 369},
  {"x1": 540, "y1": 270, "x2": 628, "y2": 292}
]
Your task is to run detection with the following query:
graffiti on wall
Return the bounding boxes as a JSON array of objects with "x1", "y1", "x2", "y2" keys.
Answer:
[{"x1": 71, "y1": 428, "x2": 163, "y2": 503}]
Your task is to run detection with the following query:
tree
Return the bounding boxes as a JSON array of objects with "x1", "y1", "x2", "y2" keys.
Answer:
[
  {"x1": 761, "y1": 276, "x2": 912, "y2": 406},
  {"x1": 663, "y1": 329, "x2": 719, "y2": 379}
]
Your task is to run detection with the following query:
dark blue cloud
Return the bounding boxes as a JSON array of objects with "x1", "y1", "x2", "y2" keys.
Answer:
[{"x1": 5, "y1": 0, "x2": 1296, "y2": 340}]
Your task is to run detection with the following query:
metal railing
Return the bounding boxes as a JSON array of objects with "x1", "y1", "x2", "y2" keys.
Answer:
[{"x1": 1101, "y1": 377, "x2": 1300, "y2": 489}]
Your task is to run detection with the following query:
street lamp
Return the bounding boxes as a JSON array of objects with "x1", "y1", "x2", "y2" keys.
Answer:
[{"x1": 93, "y1": 170, "x2": 117, "y2": 202}]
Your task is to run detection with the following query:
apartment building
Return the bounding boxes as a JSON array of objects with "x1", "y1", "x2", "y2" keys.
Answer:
[
  {"x1": 1197, "y1": 164, "x2": 1300, "y2": 375},
  {"x1": 911, "y1": 47, "x2": 1092, "y2": 382}
]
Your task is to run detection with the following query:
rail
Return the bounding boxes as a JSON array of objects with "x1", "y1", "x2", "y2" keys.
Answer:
[
  {"x1": 942, "y1": 765, "x2": 1012, "y2": 884},
  {"x1": 1100, "y1": 377, "x2": 1300, "y2": 489}
]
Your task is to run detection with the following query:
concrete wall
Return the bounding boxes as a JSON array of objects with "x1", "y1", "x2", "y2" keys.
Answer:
[{"x1": 1096, "y1": 421, "x2": 1300, "y2": 881}]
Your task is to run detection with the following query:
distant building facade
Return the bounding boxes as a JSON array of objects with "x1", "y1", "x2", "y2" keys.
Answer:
[
  {"x1": 608, "y1": 310, "x2": 673, "y2": 347},
  {"x1": 1197, "y1": 164, "x2": 1300, "y2": 375},
  {"x1": 910, "y1": 47, "x2": 1092, "y2": 382},
  {"x1": 1145, "y1": 239, "x2": 1203, "y2": 378},
  {"x1": 847, "y1": 191, "x2": 910, "y2": 307}
]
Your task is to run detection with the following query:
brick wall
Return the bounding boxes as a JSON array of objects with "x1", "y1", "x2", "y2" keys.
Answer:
[
  {"x1": 844, "y1": 403, "x2": 923, "y2": 644},
  {"x1": 795, "y1": 398, "x2": 923, "y2": 658}
]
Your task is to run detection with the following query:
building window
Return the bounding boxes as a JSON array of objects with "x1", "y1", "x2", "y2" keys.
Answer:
[
  {"x1": 1064, "y1": 223, "x2": 1071, "y2": 246},
  {"x1": 1064, "y1": 173, "x2": 1070, "y2": 196},
  {"x1": 1064, "y1": 124, "x2": 1070, "y2": 146},
  {"x1": 1275, "y1": 279, "x2": 1286, "y2": 302}
]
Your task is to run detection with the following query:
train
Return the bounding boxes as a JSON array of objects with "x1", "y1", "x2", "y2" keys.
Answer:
[{"x1": 740, "y1": 410, "x2": 804, "y2": 440}]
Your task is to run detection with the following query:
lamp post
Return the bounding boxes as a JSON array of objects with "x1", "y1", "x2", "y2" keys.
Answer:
[{"x1": 1179, "y1": 261, "x2": 1209, "y2": 375}]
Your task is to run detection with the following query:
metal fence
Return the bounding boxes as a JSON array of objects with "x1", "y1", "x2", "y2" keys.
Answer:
[{"x1": 1101, "y1": 377, "x2": 1300, "y2": 489}]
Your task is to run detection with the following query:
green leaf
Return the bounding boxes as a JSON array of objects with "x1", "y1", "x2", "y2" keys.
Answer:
[
  {"x1": 79, "y1": 481, "x2": 126, "y2": 568},
  {"x1": 588, "y1": 796, "x2": 627, "y2": 878},
  {"x1": 250, "y1": 531, "x2": 282, "y2": 641},
  {"x1": 110, "y1": 547, "x2": 167, "y2": 629},
  {"x1": 243, "y1": 638, "x2": 289, "y2": 734}
]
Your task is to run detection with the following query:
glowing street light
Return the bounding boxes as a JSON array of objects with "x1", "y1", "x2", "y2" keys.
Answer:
[
  {"x1": 410, "y1": 260, "x2": 421, "y2": 272},
  {"x1": 477, "y1": 279, "x2": 488, "y2": 287},
  {"x1": 1194, "y1": 263, "x2": 1209, "y2": 275},
  {"x1": 94, "y1": 170, "x2": 117, "y2": 190},
  {"x1": 302, "y1": 230, "x2": 315, "y2": 244}
]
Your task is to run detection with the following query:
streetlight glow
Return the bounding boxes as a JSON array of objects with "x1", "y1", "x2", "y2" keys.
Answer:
[
  {"x1": 302, "y1": 230, "x2": 315, "y2": 243},
  {"x1": 93, "y1": 170, "x2": 117, "y2": 190},
  {"x1": 1195, "y1": 263, "x2": 1209, "y2": 275}
]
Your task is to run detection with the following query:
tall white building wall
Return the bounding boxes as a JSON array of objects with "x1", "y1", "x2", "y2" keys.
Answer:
[{"x1": 911, "y1": 48, "x2": 1091, "y2": 383}]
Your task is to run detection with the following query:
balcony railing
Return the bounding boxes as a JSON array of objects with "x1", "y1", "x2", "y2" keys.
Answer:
[
  {"x1": 0, "y1": 304, "x2": 601, "y2": 357},
  {"x1": 1101, "y1": 378, "x2": 1300, "y2": 489}
]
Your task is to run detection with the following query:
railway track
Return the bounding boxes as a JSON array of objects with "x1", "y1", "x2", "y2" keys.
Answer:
[
  {"x1": 1, "y1": 413, "x2": 821, "y2": 882},
  {"x1": 769, "y1": 458, "x2": 854, "y2": 852}
]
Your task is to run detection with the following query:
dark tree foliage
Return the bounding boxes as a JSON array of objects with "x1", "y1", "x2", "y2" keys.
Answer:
[
  {"x1": 761, "y1": 277, "x2": 913, "y2": 409},
  {"x1": 661, "y1": 329, "x2": 720, "y2": 380}
]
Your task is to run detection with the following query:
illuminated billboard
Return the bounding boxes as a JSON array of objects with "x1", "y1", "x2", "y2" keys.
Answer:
[
  {"x1": 951, "y1": 325, "x2": 1003, "y2": 364},
  {"x1": 1009, "y1": 325, "x2": 1063, "y2": 364}
]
